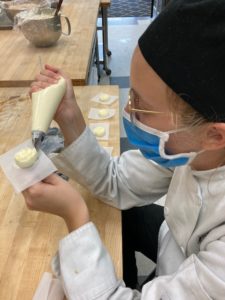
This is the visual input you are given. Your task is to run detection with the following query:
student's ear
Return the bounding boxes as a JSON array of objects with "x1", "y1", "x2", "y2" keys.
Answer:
[{"x1": 202, "y1": 123, "x2": 225, "y2": 150}]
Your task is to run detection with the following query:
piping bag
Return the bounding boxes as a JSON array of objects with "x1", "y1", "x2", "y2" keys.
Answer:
[
  {"x1": 32, "y1": 77, "x2": 66, "y2": 150},
  {"x1": 0, "y1": 77, "x2": 67, "y2": 193}
]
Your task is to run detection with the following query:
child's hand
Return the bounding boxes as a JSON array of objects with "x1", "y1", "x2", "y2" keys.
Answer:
[
  {"x1": 30, "y1": 64, "x2": 86, "y2": 145},
  {"x1": 22, "y1": 173, "x2": 90, "y2": 232}
]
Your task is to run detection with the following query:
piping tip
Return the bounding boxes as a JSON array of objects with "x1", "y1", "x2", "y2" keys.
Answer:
[{"x1": 32, "y1": 130, "x2": 45, "y2": 150}]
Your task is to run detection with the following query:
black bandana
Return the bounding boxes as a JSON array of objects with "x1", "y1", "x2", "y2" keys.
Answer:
[{"x1": 139, "y1": 0, "x2": 225, "y2": 122}]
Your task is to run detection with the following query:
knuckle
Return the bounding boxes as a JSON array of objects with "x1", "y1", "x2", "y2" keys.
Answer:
[
  {"x1": 25, "y1": 198, "x2": 35, "y2": 210},
  {"x1": 40, "y1": 82, "x2": 49, "y2": 88},
  {"x1": 35, "y1": 74, "x2": 41, "y2": 81},
  {"x1": 28, "y1": 185, "x2": 40, "y2": 197},
  {"x1": 30, "y1": 82, "x2": 38, "y2": 89},
  {"x1": 47, "y1": 77, "x2": 55, "y2": 84}
]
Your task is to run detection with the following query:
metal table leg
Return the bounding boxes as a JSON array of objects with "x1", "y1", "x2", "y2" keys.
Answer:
[
  {"x1": 102, "y1": 6, "x2": 111, "y2": 57},
  {"x1": 94, "y1": 32, "x2": 101, "y2": 82},
  {"x1": 150, "y1": 0, "x2": 154, "y2": 17},
  {"x1": 100, "y1": 5, "x2": 111, "y2": 75}
]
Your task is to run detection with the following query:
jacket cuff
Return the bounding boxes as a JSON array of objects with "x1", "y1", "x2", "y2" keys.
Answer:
[
  {"x1": 52, "y1": 127, "x2": 110, "y2": 183},
  {"x1": 58, "y1": 222, "x2": 118, "y2": 299}
]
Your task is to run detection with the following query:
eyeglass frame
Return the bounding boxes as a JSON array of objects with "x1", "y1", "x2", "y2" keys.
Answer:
[{"x1": 128, "y1": 88, "x2": 164, "y2": 123}]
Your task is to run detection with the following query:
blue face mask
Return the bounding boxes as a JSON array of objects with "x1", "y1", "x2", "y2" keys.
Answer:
[{"x1": 123, "y1": 110, "x2": 201, "y2": 168}]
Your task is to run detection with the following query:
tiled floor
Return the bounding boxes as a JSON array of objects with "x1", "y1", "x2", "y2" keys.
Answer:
[
  {"x1": 108, "y1": 0, "x2": 153, "y2": 18},
  {"x1": 96, "y1": 15, "x2": 157, "y2": 282}
]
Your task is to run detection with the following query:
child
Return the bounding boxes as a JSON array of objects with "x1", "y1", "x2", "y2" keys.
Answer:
[{"x1": 23, "y1": 0, "x2": 225, "y2": 298}]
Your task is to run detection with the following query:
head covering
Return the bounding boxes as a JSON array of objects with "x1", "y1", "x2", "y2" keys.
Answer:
[{"x1": 138, "y1": 0, "x2": 225, "y2": 122}]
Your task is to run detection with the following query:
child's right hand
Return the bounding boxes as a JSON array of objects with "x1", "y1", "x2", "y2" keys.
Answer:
[{"x1": 30, "y1": 64, "x2": 86, "y2": 145}]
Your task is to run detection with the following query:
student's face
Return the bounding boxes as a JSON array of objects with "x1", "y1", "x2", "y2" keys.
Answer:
[{"x1": 126, "y1": 46, "x2": 204, "y2": 156}]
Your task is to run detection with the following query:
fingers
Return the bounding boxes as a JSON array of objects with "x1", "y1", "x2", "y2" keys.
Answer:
[
  {"x1": 45, "y1": 64, "x2": 60, "y2": 73},
  {"x1": 45, "y1": 64, "x2": 70, "y2": 81},
  {"x1": 37, "y1": 70, "x2": 61, "y2": 82},
  {"x1": 21, "y1": 177, "x2": 59, "y2": 211},
  {"x1": 44, "y1": 64, "x2": 67, "y2": 80},
  {"x1": 22, "y1": 182, "x2": 43, "y2": 210},
  {"x1": 23, "y1": 176, "x2": 60, "y2": 198},
  {"x1": 22, "y1": 174, "x2": 62, "y2": 199},
  {"x1": 21, "y1": 174, "x2": 89, "y2": 227},
  {"x1": 23, "y1": 181, "x2": 43, "y2": 196},
  {"x1": 30, "y1": 80, "x2": 51, "y2": 90},
  {"x1": 22, "y1": 189, "x2": 29, "y2": 198},
  {"x1": 36, "y1": 73, "x2": 59, "y2": 84},
  {"x1": 42, "y1": 173, "x2": 64, "y2": 185},
  {"x1": 29, "y1": 66, "x2": 62, "y2": 95},
  {"x1": 29, "y1": 86, "x2": 42, "y2": 97}
]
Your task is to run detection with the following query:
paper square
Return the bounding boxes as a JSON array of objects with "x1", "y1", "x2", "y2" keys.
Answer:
[
  {"x1": 91, "y1": 93, "x2": 118, "y2": 105},
  {"x1": 0, "y1": 139, "x2": 57, "y2": 193},
  {"x1": 89, "y1": 123, "x2": 110, "y2": 140},
  {"x1": 88, "y1": 108, "x2": 116, "y2": 120}
]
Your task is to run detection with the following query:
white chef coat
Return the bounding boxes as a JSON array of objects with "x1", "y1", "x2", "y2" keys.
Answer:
[{"x1": 52, "y1": 127, "x2": 225, "y2": 299}]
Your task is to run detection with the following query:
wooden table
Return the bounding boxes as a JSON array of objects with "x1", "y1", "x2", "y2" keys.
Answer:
[
  {"x1": 0, "y1": 85, "x2": 122, "y2": 299},
  {"x1": 0, "y1": 0, "x2": 100, "y2": 87}
]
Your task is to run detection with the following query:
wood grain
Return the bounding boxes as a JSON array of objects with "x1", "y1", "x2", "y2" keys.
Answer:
[
  {"x1": 0, "y1": 85, "x2": 122, "y2": 300},
  {"x1": 0, "y1": 0, "x2": 100, "y2": 87}
]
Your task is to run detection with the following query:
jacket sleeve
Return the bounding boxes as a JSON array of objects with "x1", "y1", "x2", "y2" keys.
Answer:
[
  {"x1": 142, "y1": 226, "x2": 225, "y2": 299},
  {"x1": 52, "y1": 127, "x2": 173, "y2": 209},
  {"x1": 55, "y1": 223, "x2": 225, "y2": 300}
]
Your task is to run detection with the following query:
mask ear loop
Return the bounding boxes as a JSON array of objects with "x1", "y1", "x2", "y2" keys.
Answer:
[
  {"x1": 131, "y1": 112, "x2": 202, "y2": 161},
  {"x1": 158, "y1": 128, "x2": 206, "y2": 163},
  {"x1": 123, "y1": 108, "x2": 205, "y2": 165}
]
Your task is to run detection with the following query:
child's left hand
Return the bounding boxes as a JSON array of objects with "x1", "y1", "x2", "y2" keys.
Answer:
[{"x1": 22, "y1": 173, "x2": 90, "y2": 232}]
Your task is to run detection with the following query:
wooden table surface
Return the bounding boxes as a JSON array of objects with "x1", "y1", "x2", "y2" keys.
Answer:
[
  {"x1": 0, "y1": 85, "x2": 122, "y2": 300},
  {"x1": 0, "y1": 0, "x2": 100, "y2": 87}
]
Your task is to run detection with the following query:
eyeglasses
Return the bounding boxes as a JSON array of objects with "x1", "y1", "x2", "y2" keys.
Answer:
[{"x1": 128, "y1": 88, "x2": 164, "y2": 123}]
